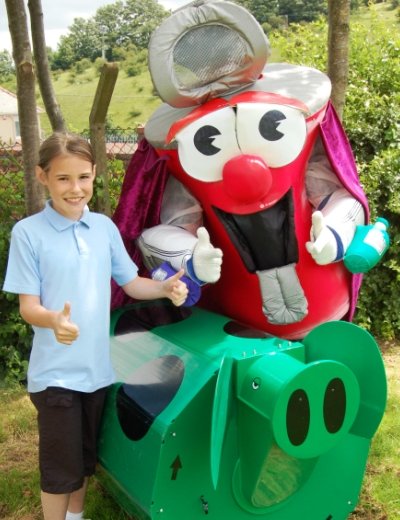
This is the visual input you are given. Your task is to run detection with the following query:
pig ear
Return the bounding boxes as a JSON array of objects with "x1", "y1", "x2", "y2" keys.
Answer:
[
  {"x1": 211, "y1": 353, "x2": 234, "y2": 489},
  {"x1": 303, "y1": 320, "x2": 387, "y2": 439},
  {"x1": 148, "y1": 0, "x2": 270, "y2": 108}
]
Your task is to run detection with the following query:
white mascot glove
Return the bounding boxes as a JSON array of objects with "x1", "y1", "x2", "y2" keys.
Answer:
[
  {"x1": 306, "y1": 211, "x2": 339, "y2": 265},
  {"x1": 192, "y1": 227, "x2": 223, "y2": 283}
]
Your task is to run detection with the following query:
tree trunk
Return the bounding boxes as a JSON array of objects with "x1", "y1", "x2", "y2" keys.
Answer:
[
  {"x1": 5, "y1": 0, "x2": 45, "y2": 216},
  {"x1": 28, "y1": 0, "x2": 66, "y2": 132},
  {"x1": 327, "y1": 0, "x2": 351, "y2": 121}
]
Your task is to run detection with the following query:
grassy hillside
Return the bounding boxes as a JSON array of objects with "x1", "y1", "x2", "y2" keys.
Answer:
[{"x1": 42, "y1": 67, "x2": 161, "y2": 135}]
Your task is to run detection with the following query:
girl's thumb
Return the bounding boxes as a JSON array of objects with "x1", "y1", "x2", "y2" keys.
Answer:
[{"x1": 62, "y1": 301, "x2": 71, "y2": 319}]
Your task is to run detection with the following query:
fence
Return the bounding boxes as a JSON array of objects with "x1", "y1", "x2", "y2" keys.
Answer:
[{"x1": 0, "y1": 126, "x2": 144, "y2": 176}]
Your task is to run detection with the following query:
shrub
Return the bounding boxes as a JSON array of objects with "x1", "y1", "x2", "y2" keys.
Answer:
[
  {"x1": 73, "y1": 58, "x2": 92, "y2": 75},
  {"x1": 94, "y1": 57, "x2": 107, "y2": 76},
  {"x1": 0, "y1": 156, "x2": 32, "y2": 384},
  {"x1": 356, "y1": 148, "x2": 400, "y2": 339},
  {"x1": 122, "y1": 49, "x2": 148, "y2": 78},
  {"x1": 344, "y1": 18, "x2": 400, "y2": 338}
]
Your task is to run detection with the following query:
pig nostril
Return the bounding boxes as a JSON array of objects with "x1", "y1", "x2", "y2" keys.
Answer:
[{"x1": 222, "y1": 155, "x2": 272, "y2": 203}]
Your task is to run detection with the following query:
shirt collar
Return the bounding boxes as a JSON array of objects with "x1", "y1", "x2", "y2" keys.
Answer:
[{"x1": 44, "y1": 200, "x2": 91, "y2": 231}]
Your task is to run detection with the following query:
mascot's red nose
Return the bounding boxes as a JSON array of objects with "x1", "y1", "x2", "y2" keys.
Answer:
[{"x1": 222, "y1": 155, "x2": 272, "y2": 203}]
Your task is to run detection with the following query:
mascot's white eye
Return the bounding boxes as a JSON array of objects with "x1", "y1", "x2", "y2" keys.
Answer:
[
  {"x1": 175, "y1": 107, "x2": 240, "y2": 182},
  {"x1": 236, "y1": 103, "x2": 307, "y2": 167}
]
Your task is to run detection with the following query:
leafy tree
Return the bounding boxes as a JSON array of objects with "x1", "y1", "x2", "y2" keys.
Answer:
[
  {"x1": 53, "y1": 18, "x2": 102, "y2": 69},
  {"x1": 0, "y1": 50, "x2": 15, "y2": 81},
  {"x1": 235, "y1": 0, "x2": 327, "y2": 29},
  {"x1": 94, "y1": 0, "x2": 167, "y2": 56},
  {"x1": 277, "y1": 0, "x2": 327, "y2": 22},
  {"x1": 52, "y1": 35, "x2": 76, "y2": 70},
  {"x1": 53, "y1": 0, "x2": 168, "y2": 69},
  {"x1": 235, "y1": 0, "x2": 279, "y2": 24}
]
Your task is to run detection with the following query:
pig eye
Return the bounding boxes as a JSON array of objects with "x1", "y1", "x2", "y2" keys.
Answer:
[
  {"x1": 323, "y1": 378, "x2": 346, "y2": 434},
  {"x1": 286, "y1": 388, "x2": 310, "y2": 446},
  {"x1": 175, "y1": 107, "x2": 240, "y2": 182},
  {"x1": 236, "y1": 103, "x2": 307, "y2": 167}
]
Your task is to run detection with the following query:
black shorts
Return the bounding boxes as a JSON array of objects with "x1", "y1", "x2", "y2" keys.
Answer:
[{"x1": 30, "y1": 386, "x2": 108, "y2": 494}]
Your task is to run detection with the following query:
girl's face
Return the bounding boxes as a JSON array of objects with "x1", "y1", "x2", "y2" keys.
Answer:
[{"x1": 36, "y1": 153, "x2": 96, "y2": 220}]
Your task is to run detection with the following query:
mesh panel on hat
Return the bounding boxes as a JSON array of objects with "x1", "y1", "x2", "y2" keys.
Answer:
[{"x1": 173, "y1": 24, "x2": 248, "y2": 90}]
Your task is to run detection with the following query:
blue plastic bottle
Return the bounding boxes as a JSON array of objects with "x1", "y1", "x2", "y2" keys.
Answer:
[{"x1": 344, "y1": 217, "x2": 390, "y2": 274}]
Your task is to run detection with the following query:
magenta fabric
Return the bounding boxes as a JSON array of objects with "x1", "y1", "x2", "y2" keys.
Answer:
[
  {"x1": 319, "y1": 102, "x2": 369, "y2": 321},
  {"x1": 111, "y1": 138, "x2": 170, "y2": 310}
]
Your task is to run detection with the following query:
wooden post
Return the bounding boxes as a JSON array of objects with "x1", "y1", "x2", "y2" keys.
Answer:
[{"x1": 89, "y1": 62, "x2": 119, "y2": 216}]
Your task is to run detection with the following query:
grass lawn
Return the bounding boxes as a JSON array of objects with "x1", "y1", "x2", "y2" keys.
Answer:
[
  {"x1": 0, "y1": 339, "x2": 399, "y2": 520},
  {"x1": 352, "y1": 0, "x2": 399, "y2": 25},
  {"x1": 48, "y1": 67, "x2": 163, "y2": 135}
]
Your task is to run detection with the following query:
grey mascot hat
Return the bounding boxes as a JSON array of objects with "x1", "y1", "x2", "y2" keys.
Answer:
[
  {"x1": 145, "y1": 0, "x2": 331, "y2": 149},
  {"x1": 148, "y1": 0, "x2": 271, "y2": 108}
]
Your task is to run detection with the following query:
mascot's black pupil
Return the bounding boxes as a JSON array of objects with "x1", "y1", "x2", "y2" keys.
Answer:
[
  {"x1": 259, "y1": 110, "x2": 286, "y2": 141},
  {"x1": 194, "y1": 125, "x2": 221, "y2": 155}
]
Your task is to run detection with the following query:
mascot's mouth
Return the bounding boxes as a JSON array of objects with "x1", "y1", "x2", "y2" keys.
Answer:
[{"x1": 214, "y1": 189, "x2": 298, "y2": 273}]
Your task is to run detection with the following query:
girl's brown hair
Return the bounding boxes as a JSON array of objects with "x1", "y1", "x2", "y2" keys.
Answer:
[{"x1": 38, "y1": 132, "x2": 95, "y2": 172}]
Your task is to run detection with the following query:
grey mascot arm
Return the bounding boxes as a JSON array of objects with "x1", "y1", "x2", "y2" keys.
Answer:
[{"x1": 305, "y1": 139, "x2": 365, "y2": 265}]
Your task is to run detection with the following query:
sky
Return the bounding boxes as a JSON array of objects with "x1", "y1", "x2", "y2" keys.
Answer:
[{"x1": 0, "y1": 0, "x2": 190, "y2": 53}]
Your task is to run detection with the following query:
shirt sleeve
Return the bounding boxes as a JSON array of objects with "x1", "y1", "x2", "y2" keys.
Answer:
[
  {"x1": 2, "y1": 223, "x2": 41, "y2": 295},
  {"x1": 109, "y1": 220, "x2": 138, "y2": 286}
]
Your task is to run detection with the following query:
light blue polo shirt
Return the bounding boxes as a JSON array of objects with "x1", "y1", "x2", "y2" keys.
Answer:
[{"x1": 3, "y1": 201, "x2": 138, "y2": 393}]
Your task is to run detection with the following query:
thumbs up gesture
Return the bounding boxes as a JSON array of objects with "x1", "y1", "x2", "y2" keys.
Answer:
[
  {"x1": 53, "y1": 302, "x2": 80, "y2": 345},
  {"x1": 163, "y1": 269, "x2": 189, "y2": 307},
  {"x1": 193, "y1": 227, "x2": 223, "y2": 283},
  {"x1": 306, "y1": 211, "x2": 338, "y2": 265}
]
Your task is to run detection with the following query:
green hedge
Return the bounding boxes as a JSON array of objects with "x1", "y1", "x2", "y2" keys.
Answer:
[{"x1": 0, "y1": 161, "x2": 31, "y2": 385}]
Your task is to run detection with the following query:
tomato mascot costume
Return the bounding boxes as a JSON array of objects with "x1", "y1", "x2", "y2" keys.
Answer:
[{"x1": 113, "y1": 0, "x2": 369, "y2": 340}]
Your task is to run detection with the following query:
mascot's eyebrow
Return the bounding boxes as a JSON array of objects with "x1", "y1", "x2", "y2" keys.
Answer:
[
  {"x1": 166, "y1": 98, "x2": 230, "y2": 144},
  {"x1": 166, "y1": 92, "x2": 309, "y2": 144},
  {"x1": 229, "y1": 91, "x2": 310, "y2": 114}
]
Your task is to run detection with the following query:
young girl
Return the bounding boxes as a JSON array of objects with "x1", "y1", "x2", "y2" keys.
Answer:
[{"x1": 2, "y1": 132, "x2": 188, "y2": 520}]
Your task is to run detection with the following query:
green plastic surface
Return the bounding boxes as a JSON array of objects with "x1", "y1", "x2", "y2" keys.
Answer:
[{"x1": 98, "y1": 303, "x2": 387, "y2": 520}]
